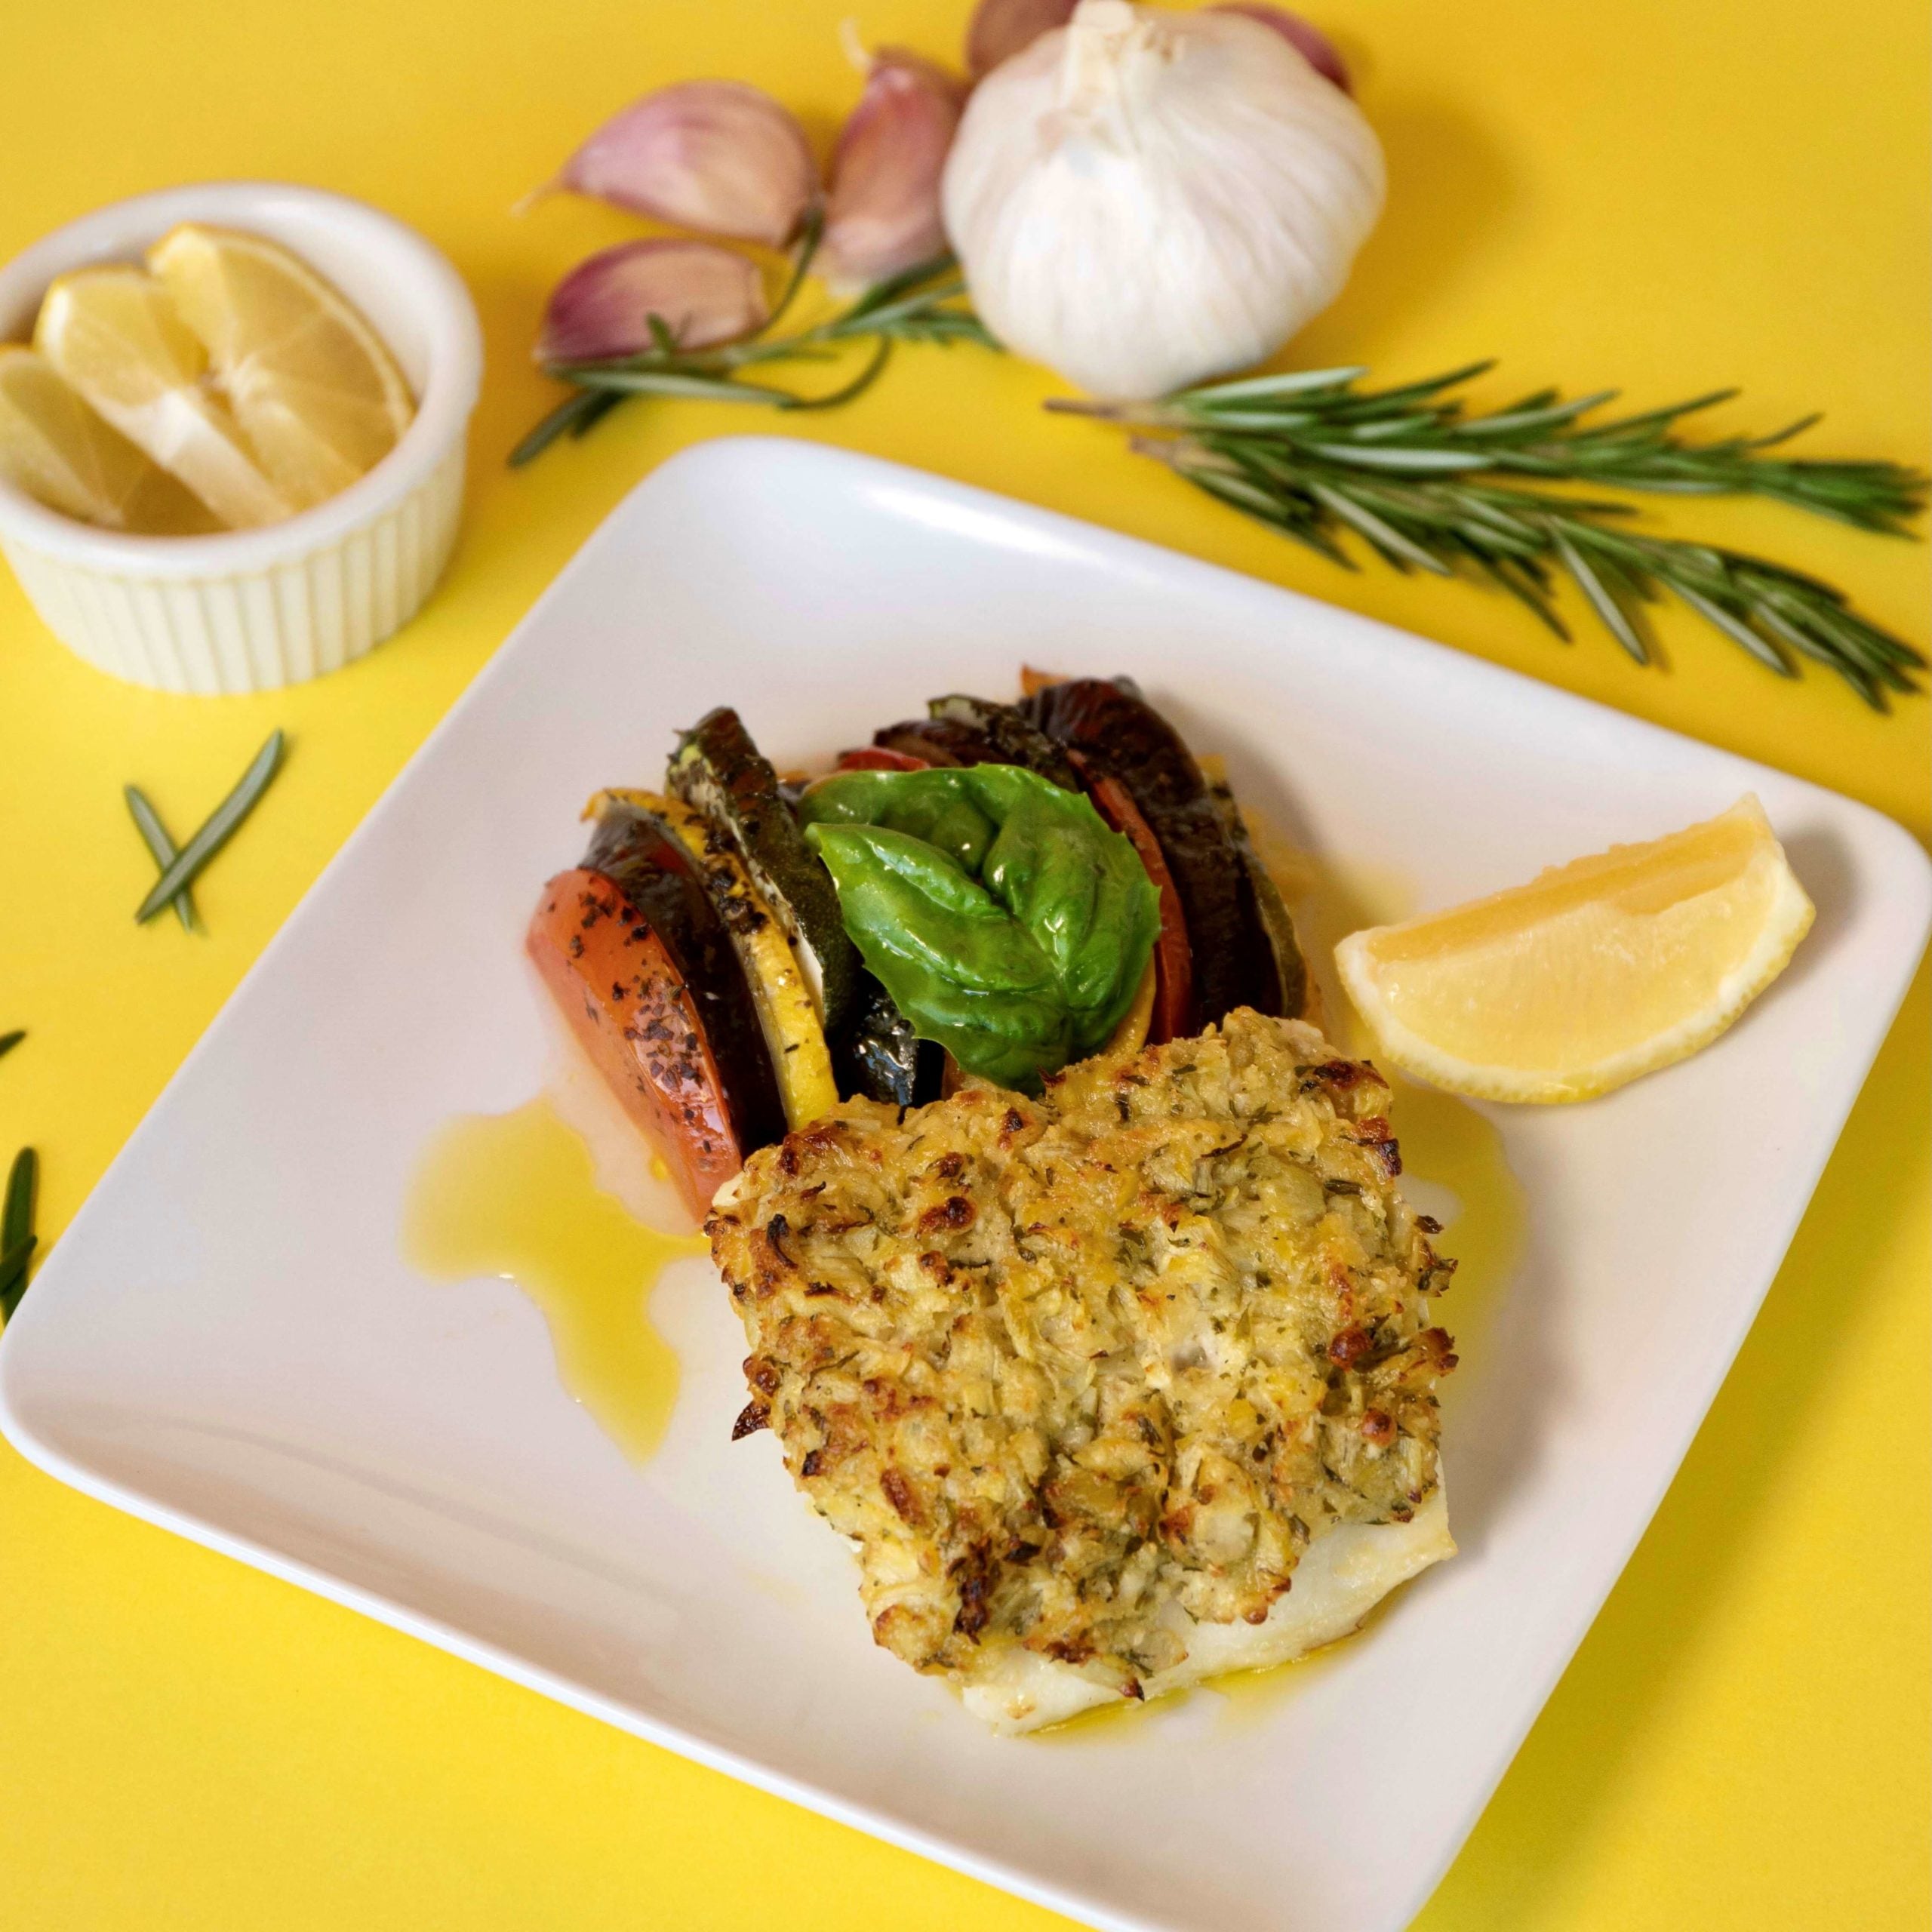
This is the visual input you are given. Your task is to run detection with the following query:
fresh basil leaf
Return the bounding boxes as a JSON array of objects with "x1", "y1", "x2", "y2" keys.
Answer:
[
  {"x1": 808, "y1": 823, "x2": 1071, "y2": 1088},
  {"x1": 798, "y1": 766, "x2": 1160, "y2": 1088},
  {"x1": 791, "y1": 768, "x2": 996, "y2": 872}
]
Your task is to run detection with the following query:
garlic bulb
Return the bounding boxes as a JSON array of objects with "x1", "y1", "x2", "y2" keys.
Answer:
[{"x1": 941, "y1": 0, "x2": 1384, "y2": 400}]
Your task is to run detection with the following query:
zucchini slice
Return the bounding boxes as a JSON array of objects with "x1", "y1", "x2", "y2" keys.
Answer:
[
  {"x1": 595, "y1": 789, "x2": 839, "y2": 1130},
  {"x1": 669, "y1": 708, "x2": 860, "y2": 1041}
]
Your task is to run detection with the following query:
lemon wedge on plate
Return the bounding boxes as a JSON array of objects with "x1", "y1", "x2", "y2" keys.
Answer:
[
  {"x1": 1335, "y1": 796, "x2": 1814, "y2": 1103},
  {"x1": 34, "y1": 265, "x2": 291, "y2": 529},
  {"x1": 0, "y1": 346, "x2": 219, "y2": 534},
  {"x1": 148, "y1": 223, "x2": 414, "y2": 512}
]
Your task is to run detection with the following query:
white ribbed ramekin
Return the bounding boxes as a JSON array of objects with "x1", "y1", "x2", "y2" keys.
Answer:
[{"x1": 0, "y1": 182, "x2": 482, "y2": 694}]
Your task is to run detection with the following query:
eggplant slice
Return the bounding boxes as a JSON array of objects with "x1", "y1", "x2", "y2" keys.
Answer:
[
  {"x1": 1018, "y1": 677, "x2": 1285, "y2": 1027},
  {"x1": 1207, "y1": 774, "x2": 1310, "y2": 1023},
  {"x1": 669, "y1": 708, "x2": 861, "y2": 1041},
  {"x1": 841, "y1": 973, "x2": 946, "y2": 1108},
  {"x1": 869, "y1": 715, "x2": 984, "y2": 768},
  {"x1": 924, "y1": 696, "x2": 1085, "y2": 792},
  {"x1": 869, "y1": 696, "x2": 1086, "y2": 794}
]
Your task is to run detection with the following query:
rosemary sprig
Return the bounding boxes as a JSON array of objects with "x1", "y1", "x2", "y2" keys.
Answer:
[
  {"x1": 134, "y1": 731, "x2": 287, "y2": 925},
  {"x1": 511, "y1": 223, "x2": 994, "y2": 466},
  {"x1": 1, "y1": 1146, "x2": 36, "y2": 1319},
  {"x1": 125, "y1": 786, "x2": 198, "y2": 932},
  {"x1": 1054, "y1": 365, "x2": 1927, "y2": 707}
]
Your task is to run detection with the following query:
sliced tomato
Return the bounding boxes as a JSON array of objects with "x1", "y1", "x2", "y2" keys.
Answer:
[{"x1": 528, "y1": 838, "x2": 785, "y2": 1220}]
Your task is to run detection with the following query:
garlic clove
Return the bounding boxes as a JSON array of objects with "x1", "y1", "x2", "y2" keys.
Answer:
[
  {"x1": 538, "y1": 239, "x2": 768, "y2": 365},
  {"x1": 965, "y1": 0, "x2": 1078, "y2": 77},
  {"x1": 820, "y1": 50, "x2": 967, "y2": 292},
  {"x1": 1211, "y1": 5, "x2": 1351, "y2": 93},
  {"x1": 549, "y1": 80, "x2": 820, "y2": 248}
]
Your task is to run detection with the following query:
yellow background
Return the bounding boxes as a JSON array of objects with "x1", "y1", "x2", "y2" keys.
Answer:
[{"x1": 2, "y1": 1, "x2": 1926, "y2": 1925}]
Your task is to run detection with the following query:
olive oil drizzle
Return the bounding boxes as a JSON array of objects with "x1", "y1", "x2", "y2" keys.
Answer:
[{"x1": 404, "y1": 1097, "x2": 706, "y2": 1462}]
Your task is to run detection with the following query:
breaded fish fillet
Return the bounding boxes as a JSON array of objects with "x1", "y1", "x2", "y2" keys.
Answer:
[{"x1": 709, "y1": 1010, "x2": 1458, "y2": 1731}]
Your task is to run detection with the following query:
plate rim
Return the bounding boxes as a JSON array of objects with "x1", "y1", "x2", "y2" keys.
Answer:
[{"x1": 5, "y1": 433, "x2": 1928, "y2": 1932}]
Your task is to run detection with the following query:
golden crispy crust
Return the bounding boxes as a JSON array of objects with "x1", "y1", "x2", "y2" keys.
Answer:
[{"x1": 708, "y1": 1010, "x2": 1456, "y2": 1704}]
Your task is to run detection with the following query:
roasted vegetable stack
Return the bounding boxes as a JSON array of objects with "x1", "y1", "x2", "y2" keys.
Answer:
[{"x1": 528, "y1": 676, "x2": 1310, "y2": 1217}]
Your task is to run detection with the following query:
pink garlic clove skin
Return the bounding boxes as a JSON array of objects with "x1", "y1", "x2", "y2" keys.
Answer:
[
  {"x1": 553, "y1": 80, "x2": 819, "y2": 247},
  {"x1": 820, "y1": 51, "x2": 968, "y2": 292},
  {"x1": 538, "y1": 240, "x2": 769, "y2": 365},
  {"x1": 965, "y1": 0, "x2": 1078, "y2": 78},
  {"x1": 1210, "y1": 5, "x2": 1352, "y2": 92}
]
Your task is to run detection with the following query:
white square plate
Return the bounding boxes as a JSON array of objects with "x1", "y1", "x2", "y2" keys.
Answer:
[{"x1": 5, "y1": 440, "x2": 1927, "y2": 1932}]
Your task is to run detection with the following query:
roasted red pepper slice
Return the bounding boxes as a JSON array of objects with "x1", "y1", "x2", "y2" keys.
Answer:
[
  {"x1": 1072, "y1": 755, "x2": 1195, "y2": 1045},
  {"x1": 835, "y1": 746, "x2": 931, "y2": 772},
  {"x1": 1021, "y1": 677, "x2": 1284, "y2": 1026}
]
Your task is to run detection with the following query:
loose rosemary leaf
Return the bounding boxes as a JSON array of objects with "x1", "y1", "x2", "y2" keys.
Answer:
[
  {"x1": 0, "y1": 1235, "x2": 35, "y2": 1317},
  {"x1": 1, "y1": 1145, "x2": 36, "y2": 1318},
  {"x1": 135, "y1": 731, "x2": 287, "y2": 925},
  {"x1": 125, "y1": 786, "x2": 198, "y2": 931}
]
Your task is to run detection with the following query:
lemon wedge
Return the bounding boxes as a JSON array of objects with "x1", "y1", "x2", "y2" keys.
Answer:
[
  {"x1": 0, "y1": 346, "x2": 220, "y2": 534},
  {"x1": 148, "y1": 223, "x2": 414, "y2": 512},
  {"x1": 1334, "y1": 796, "x2": 1814, "y2": 1103},
  {"x1": 34, "y1": 265, "x2": 291, "y2": 528}
]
